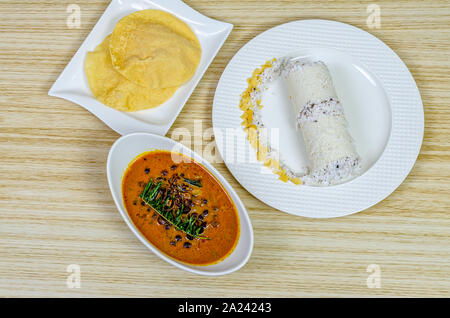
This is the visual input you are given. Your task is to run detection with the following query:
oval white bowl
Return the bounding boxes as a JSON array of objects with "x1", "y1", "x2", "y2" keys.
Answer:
[{"x1": 107, "y1": 133, "x2": 254, "y2": 276}]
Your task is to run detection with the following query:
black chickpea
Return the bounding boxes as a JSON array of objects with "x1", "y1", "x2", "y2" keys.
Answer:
[{"x1": 183, "y1": 242, "x2": 192, "y2": 249}]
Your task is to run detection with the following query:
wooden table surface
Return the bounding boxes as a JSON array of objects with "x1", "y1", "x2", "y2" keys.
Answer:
[{"x1": 1, "y1": 0, "x2": 449, "y2": 298}]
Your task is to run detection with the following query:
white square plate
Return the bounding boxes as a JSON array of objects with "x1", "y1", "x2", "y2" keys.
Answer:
[{"x1": 49, "y1": 0, "x2": 233, "y2": 136}]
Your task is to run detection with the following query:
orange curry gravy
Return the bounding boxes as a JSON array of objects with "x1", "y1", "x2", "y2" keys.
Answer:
[{"x1": 122, "y1": 151, "x2": 240, "y2": 265}]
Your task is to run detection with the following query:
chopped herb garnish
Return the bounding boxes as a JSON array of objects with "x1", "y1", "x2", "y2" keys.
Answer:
[
  {"x1": 183, "y1": 177, "x2": 202, "y2": 187},
  {"x1": 140, "y1": 180, "x2": 208, "y2": 240}
]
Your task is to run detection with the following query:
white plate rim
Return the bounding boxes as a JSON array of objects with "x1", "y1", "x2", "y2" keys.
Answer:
[{"x1": 212, "y1": 19, "x2": 424, "y2": 218}]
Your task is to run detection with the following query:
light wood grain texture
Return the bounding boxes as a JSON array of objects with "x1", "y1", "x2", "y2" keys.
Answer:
[{"x1": 0, "y1": 0, "x2": 449, "y2": 297}]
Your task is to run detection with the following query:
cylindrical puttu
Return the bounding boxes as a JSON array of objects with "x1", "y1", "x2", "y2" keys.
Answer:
[{"x1": 285, "y1": 61, "x2": 361, "y2": 185}]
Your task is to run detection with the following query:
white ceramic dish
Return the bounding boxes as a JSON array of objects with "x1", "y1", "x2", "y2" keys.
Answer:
[
  {"x1": 212, "y1": 20, "x2": 424, "y2": 218},
  {"x1": 49, "y1": 0, "x2": 233, "y2": 136},
  {"x1": 107, "y1": 133, "x2": 254, "y2": 276}
]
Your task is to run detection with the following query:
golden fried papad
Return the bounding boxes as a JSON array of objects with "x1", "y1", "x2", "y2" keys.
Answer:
[
  {"x1": 109, "y1": 10, "x2": 202, "y2": 89},
  {"x1": 85, "y1": 35, "x2": 178, "y2": 112}
]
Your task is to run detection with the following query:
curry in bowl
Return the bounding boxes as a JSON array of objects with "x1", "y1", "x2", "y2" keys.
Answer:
[{"x1": 122, "y1": 151, "x2": 240, "y2": 265}]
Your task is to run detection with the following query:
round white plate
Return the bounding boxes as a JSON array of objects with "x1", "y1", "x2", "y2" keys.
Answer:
[
  {"x1": 49, "y1": 0, "x2": 232, "y2": 136},
  {"x1": 107, "y1": 133, "x2": 253, "y2": 275},
  {"x1": 212, "y1": 20, "x2": 424, "y2": 218}
]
